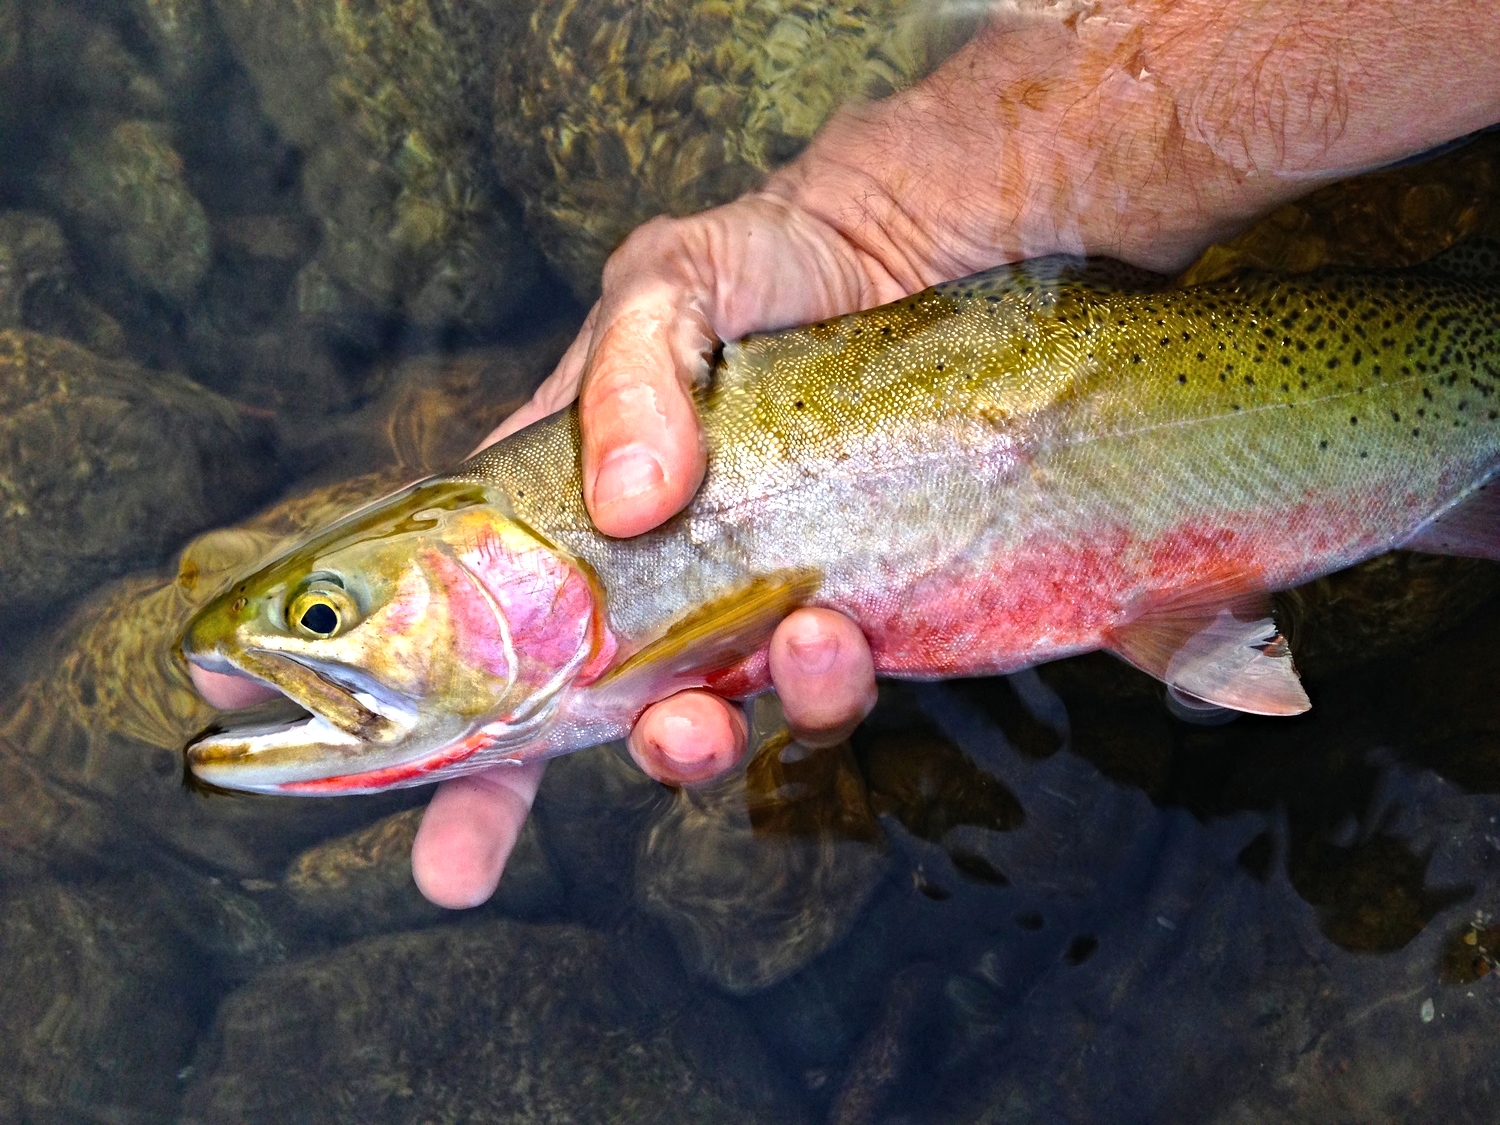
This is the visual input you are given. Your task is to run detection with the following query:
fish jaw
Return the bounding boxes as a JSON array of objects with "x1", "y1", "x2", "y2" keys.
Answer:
[
  {"x1": 181, "y1": 646, "x2": 591, "y2": 798},
  {"x1": 183, "y1": 645, "x2": 444, "y2": 792}
]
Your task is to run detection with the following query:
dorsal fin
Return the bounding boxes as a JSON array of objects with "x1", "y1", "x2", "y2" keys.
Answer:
[
  {"x1": 1105, "y1": 580, "x2": 1310, "y2": 717},
  {"x1": 1401, "y1": 479, "x2": 1500, "y2": 560},
  {"x1": 594, "y1": 571, "x2": 821, "y2": 704}
]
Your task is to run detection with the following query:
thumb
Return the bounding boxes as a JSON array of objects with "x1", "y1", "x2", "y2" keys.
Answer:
[{"x1": 579, "y1": 270, "x2": 712, "y2": 538}]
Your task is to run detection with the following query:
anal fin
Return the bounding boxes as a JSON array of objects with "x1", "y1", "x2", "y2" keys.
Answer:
[
  {"x1": 1401, "y1": 480, "x2": 1500, "y2": 561},
  {"x1": 1105, "y1": 584, "x2": 1310, "y2": 717}
]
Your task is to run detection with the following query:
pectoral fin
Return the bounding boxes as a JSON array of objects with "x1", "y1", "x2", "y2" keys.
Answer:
[
  {"x1": 1401, "y1": 481, "x2": 1500, "y2": 561},
  {"x1": 1105, "y1": 586, "x2": 1309, "y2": 717},
  {"x1": 596, "y1": 571, "x2": 821, "y2": 702}
]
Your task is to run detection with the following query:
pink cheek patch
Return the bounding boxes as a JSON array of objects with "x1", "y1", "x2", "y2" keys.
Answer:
[
  {"x1": 459, "y1": 538, "x2": 598, "y2": 689},
  {"x1": 509, "y1": 568, "x2": 595, "y2": 676},
  {"x1": 420, "y1": 548, "x2": 512, "y2": 683}
]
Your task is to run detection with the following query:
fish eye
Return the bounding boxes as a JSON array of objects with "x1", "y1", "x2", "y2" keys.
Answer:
[{"x1": 287, "y1": 585, "x2": 357, "y2": 638}]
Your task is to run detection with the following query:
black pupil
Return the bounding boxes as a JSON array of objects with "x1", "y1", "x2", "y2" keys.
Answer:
[{"x1": 300, "y1": 603, "x2": 338, "y2": 635}]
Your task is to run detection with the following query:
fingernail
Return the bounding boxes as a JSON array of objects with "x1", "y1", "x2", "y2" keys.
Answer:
[
  {"x1": 593, "y1": 442, "x2": 666, "y2": 508},
  {"x1": 787, "y1": 632, "x2": 839, "y2": 676},
  {"x1": 659, "y1": 712, "x2": 713, "y2": 763}
]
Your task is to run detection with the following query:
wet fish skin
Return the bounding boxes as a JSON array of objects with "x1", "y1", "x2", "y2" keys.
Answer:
[{"x1": 184, "y1": 254, "x2": 1500, "y2": 793}]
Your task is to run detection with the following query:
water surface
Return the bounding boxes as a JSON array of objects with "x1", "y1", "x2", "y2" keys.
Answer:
[{"x1": 2, "y1": 3, "x2": 1499, "y2": 1122}]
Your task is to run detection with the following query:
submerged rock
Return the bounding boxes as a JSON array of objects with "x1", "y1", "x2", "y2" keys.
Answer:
[
  {"x1": 1279, "y1": 550, "x2": 1500, "y2": 679},
  {"x1": 0, "y1": 329, "x2": 276, "y2": 621},
  {"x1": 283, "y1": 805, "x2": 565, "y2": 939},
  {"x1": 126, "y1": 0, "x2": 222, "y2": 93},
  {"x1": 769, "y1": 676, "x2": 1500, "y2": 1124},
  {"x1": 0, "y1": 210, "x2": 126, "y2": 356},
  {"x1": 180, "y1": 918, "x2": 811, "y2": 1124},
  {"x1": 0, "y1": 879, "x2": 203, "y2": 1124},
  {"x1": 212, "y1": 0, "x2": 537, "y2": 332},
  {"x1": 1182, "y1": 130, "x2": 1500, "y2": 286},
  {"x1": 531, "y1": 741, "x2": 671, "y2": 927},
  {"x1": 38, "y1": 117, "x2": 212, "y2": 304},
  {"x1": 492, "y1": 0, "x2": 956, "y2": 296},
  {"x1": 5, "y1": 0, "x2": 168, "y2": 129},
  {"x1": 637, "y1": 705, "x2": 888, "y2": 994},
  {"x1": 277, "y1": 325, "x2": 575, "y2": 480}
]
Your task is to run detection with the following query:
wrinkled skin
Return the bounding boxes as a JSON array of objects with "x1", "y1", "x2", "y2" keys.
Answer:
[{"x1": 194, "y1": 0, "x2": 1500, "y2": 908}]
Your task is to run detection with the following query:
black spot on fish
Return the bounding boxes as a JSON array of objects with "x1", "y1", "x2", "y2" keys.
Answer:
[
  {"x1": 1319, "y1": 440, "x2": 1329, "y2": 450},
  {"x1": 1177, "y1": 374, "x2": 1187, "y2": 385},
  {"x1": 1350, "y1": 416, "x2": 1359, "y2": 426},
  {"x1": 794, "y1": 400, "x2": 805, "y2": 410},
  {"x1": 1244, "y1": 375, "x2": 1255, "y2": 386}
]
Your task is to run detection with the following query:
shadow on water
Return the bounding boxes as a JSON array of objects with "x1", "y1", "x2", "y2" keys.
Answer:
[{"x1": 2, "y1": 1, "x2": 1500, "y2": 1122}]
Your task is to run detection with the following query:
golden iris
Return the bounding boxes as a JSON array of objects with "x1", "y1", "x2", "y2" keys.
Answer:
[{"x1": 287, "y1": 584, "x2": 357, "y2": 638}]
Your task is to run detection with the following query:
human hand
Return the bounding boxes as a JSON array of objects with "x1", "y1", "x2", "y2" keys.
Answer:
[
  {"x1": 410, "y1": 198, "x2": 889, "y2": 907},
  {"x1": 411, "y1": 0, "x2": 1500, "y2": 908}
]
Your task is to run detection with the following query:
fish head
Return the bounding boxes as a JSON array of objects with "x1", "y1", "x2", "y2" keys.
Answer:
[{"x1": 182, "y1": 479, "x2": 612, "y2": 794}]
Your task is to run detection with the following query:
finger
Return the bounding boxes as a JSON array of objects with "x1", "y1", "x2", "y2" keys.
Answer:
[
  {"x1": 627, "y1": 689, "x2": 748, "y2": 786},
  {"x1": 473, "y1": 303, "x2": 599, "y2": 452},
  {"x1": 410, "y1": 761, "x2": 546, "y2": 909},
  {"x1": 768, "y1": 608, "x2": 877, "y2": 747},
  {"x1": 578, "y1": 280, "x2": 709, "y2": 538}
]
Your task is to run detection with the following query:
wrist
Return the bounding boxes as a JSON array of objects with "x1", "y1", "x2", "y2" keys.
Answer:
[
  {"x1": 769, "y1": 0, "x2": 1500, "y2": 280},
  {"x1": 764, "y1": 2, "x2": 1250, "y2": 279}
]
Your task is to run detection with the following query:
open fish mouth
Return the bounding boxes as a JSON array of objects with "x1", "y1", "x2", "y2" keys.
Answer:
[{"x1": 184, "y1": 653, "x2": 423, "y2": 794}]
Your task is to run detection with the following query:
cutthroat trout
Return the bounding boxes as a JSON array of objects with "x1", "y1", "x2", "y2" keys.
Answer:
[{"x1": 184, "y1": 253, "x2": 1500, "y2": 794}]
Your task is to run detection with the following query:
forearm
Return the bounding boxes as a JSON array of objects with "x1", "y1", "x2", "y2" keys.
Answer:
[{"x1": 768, "y1": 0, "x2": 1500, "y2": 280}]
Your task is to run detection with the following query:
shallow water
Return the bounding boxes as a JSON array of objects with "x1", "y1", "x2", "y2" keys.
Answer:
[{"x1": 2, "y1": 3, "x2": 1500, "y2": 1122}]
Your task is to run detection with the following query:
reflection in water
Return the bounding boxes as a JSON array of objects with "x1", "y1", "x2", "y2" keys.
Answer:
[{"x1": 0, "y1": 1, "x2": 1499, "y2": 1122}]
